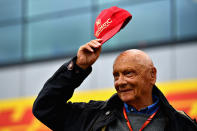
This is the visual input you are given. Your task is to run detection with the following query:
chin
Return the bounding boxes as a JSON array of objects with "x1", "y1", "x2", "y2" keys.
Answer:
[{"x1": 118, "y1": 93, "x2": 135, "y2": 103}]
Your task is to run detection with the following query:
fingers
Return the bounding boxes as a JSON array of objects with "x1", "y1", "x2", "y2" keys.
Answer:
[
  {"x1": 90, "y1": 39, "x2": 102, "y2": 48},
  {"x1": 81, "y1": 39, "x2": 102, "y2": 53},
  {"x1": 76, "y1": 39, "x2": 102, "y2": 69}
]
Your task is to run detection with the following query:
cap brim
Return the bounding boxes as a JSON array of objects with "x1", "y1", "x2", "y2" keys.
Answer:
[{"x1": 100, "y1": 23, "x2": 123, "y2": 45}]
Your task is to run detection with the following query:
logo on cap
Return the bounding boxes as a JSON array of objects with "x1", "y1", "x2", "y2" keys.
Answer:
[
  {"x1": 95, "y1": 18, "x2": 112, "y2": 37},
  {"x1": 96, "y1": 19, "x2": 101, "y2": 26},
  {"x1": 94, "y1": 6, "x2": 132, "y2": 44}
]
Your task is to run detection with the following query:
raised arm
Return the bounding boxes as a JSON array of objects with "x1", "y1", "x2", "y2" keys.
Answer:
[{"x1": 32, "y1": 39, "x2": 102, "y2": 130}]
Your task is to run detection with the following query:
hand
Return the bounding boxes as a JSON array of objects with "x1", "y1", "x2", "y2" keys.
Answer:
[{"x1": 76, "y1": 39, "x2": 102, "y2": 69}]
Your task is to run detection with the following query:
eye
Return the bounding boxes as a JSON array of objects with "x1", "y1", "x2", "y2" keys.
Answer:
[
  {"x1": 124, "y1": 71, "x2": 135, "y2": 77},
  {"x1": 113, "y1": 72, "x2": 119, "y2": 80}
]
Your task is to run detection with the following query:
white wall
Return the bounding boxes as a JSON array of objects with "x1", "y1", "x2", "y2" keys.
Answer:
[{"x1": 0, "y1": 41, "x2": 197, "y2": 99}]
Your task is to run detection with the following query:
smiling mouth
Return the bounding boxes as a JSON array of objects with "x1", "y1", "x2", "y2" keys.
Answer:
[{"x1": 118, "y1": 88, "x2": 133, "y2": 93}]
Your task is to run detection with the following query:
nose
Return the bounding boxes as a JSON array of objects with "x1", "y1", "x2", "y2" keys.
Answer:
[{"x1": 115, "y1": 75, "x2": 127, "y2": 88}]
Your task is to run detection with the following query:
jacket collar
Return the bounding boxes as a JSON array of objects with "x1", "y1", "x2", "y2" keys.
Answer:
[{"x1": 152, "y1": 85, "x2": 176, "y2": 113}]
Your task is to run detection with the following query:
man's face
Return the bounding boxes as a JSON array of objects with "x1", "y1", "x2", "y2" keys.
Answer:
[{"x1": 113, "y1": 53, "x2": 155, "y2": 104}]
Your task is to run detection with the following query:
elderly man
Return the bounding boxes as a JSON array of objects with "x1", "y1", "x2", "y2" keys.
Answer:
[{"x1": 33, "y1": 39, "x2": 197, "y2": 131}]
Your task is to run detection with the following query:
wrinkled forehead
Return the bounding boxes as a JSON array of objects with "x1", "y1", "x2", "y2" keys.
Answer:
[
  {"x1": 114, "y1": 53, "x2": 143, "y2": 65},
  {"x1": 113, "y1": 50, "x2": 153, "y2": 70}
]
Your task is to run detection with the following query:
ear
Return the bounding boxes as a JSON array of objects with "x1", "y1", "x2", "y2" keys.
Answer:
[{"x1": 150, "y1": 67, "x2": 157, "y2": 85}]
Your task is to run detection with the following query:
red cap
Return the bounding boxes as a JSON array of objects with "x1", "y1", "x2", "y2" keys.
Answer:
[{"x1": 94, "y1": 6, "x2": 132, "y2": 44}]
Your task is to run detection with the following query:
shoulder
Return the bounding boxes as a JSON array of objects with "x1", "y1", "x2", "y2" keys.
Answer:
[
  {"x1": 67, "y1": 100, "x2": 106, "y2": 111},
  {"x1": 175, "y1": 110, "x2": 197, "y2": 129},
  {"x1": 86, "y1": 100, "x2": 106, "y2": 109}
]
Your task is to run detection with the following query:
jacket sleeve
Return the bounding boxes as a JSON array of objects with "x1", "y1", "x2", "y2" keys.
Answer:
[{"x1": 32, "y1": 56, "x2": 92, "y2": 130}]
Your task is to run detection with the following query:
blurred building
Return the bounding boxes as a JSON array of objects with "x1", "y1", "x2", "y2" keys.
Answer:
[{"x1": 0, "y1": 0, "x2": 197, "y2": 130}]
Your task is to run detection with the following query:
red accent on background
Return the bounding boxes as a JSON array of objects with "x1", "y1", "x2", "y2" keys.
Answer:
[
  {"x1": 0, "y1": 108, "x2": 34, "y2": 127},
  {"x1": 166, "y1": 91, "x2": 197, "y2": 101}
]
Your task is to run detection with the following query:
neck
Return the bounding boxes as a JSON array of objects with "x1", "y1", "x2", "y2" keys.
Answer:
[{"x1": 126, "y1": 96, "x2": 153, "y2": 111}]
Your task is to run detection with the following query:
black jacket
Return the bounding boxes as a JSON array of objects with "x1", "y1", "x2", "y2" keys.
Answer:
[{"x1": 33, "y1": 57, "x2": 197, "y2": 131}]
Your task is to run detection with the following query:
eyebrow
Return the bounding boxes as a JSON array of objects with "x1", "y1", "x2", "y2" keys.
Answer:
[{"x1": 113, "y1": 67, "x2": 135, "y2": 73}]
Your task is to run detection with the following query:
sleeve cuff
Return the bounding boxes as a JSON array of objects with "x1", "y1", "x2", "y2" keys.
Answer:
[{"x1": 66, "y1": 56, "x2": 92, "y2": 76}]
